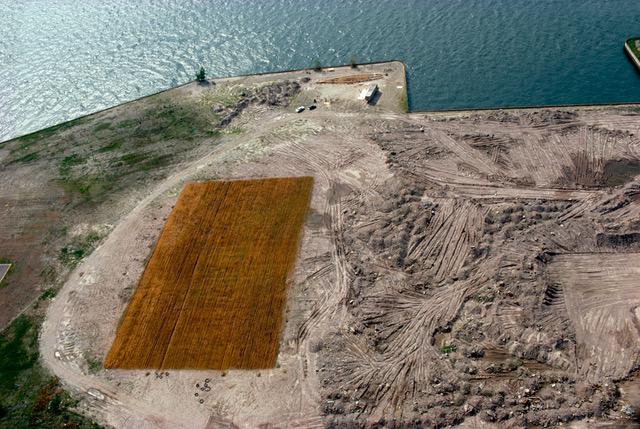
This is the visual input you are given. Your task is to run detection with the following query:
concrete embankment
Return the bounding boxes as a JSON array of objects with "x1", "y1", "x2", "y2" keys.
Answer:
[{"x1": 625, "y1": 38, "x2": 640, "y2": 71}]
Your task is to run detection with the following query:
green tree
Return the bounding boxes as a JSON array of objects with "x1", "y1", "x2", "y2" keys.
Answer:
[{"x1": 195, "y1": 66, "x2": 206, "y2": 82}]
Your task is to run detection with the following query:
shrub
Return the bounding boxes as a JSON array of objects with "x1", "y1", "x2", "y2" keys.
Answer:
[
  {"x1": 440, "y1": 344, "x2": 456, "y2": 354},
  {"x1": 195, "y1": 66, "x2": 206, "y2": 82}
]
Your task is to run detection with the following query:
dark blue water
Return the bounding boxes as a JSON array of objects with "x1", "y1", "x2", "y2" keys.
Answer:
[{"x1": 1, "y1": 0, "x2": 640, "y2": 141}]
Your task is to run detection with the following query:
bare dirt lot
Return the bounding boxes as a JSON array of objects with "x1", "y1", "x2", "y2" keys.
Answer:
[{"x1": 3, "y1": 60, "x2": 640, "y2": 428}]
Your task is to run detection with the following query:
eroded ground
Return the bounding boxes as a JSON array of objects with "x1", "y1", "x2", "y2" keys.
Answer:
[{"x1": 2, "y1": 61, "x2": 640, "y2": 428}]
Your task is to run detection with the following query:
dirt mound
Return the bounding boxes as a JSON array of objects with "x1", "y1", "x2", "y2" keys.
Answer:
[
  {"x1": 318, "y1": 73, "x2": 383, "y2": 84},
  {"x1": 216, "y1": 80, "x2": 301, "y2": 126},
  {"x1": 596, "y1": 232, "x2": 640, "y2": 248},
  {"x1": 316, "y1": 109, "x2": 640, "y2": 427},
  {"x1": 520, "y1": 110, "x2": 578, "y2": 126}
]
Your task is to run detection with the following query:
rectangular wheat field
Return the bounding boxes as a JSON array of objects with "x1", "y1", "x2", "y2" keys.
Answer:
[{"x1": 104, "y1": 177, "x2": 313, "y2": 369}]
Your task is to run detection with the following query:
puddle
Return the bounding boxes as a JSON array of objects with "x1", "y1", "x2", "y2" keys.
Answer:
[
  {"x1": 482, "y1": 348, "x2": 554, "y2": 372},
  {"x1": 619, "y1": 370, "x2": 640, "y2": 420},
  {"x1": 306, "y1": 207, "x2": 331, "y2": 229},
  {"x1": 604, "y1": 159, "x2": 640, "y2": 187},
  {"x1": 328, "y1": 182, "x2": 353, "y2": 205},
  {"x1": 467, "y1": 347, "x2": 555, "y2": 380}
]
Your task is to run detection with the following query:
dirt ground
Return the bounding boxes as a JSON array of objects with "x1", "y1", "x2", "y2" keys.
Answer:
[{"x1": 3, "y1": 60, "x2": 638, "y2": 427}]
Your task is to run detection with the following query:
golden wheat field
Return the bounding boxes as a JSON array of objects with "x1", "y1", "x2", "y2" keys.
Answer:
[{"x1": 104, "y1": 177, "x2": 313, "y2": 369}]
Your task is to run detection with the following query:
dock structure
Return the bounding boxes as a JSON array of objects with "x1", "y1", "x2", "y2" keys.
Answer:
[{"x1": 625, "y1": 38, "x2": 640, "y2": 71}]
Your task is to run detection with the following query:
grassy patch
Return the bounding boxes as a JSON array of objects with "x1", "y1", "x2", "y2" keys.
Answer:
[
  {"x1": 5, "y1": 117, "x2": 88, "y2": 164},
  {"x1": 224, "y1": 126, "x2": 245, "y2": 135},
  {"x1": 440, "y1": 344, "x2": 456, "y2": 354},
  {"x1": 120, "y1": 152, "x2": 148, "y2": 166},
  {"x1": 93, "y1": 122, "x2": 111, "y2": 133},
  {"x1": 136, "y1": 103, "x2": 216, "y2": 141},
  {"x1": 10, "y1": 97, "x2": 221, "y2": 206},
  {"x1": 10, "y1": 152, "x2": 39, "y2": 164},
  {"x1": 59, "y1": 175, "x2": 115, "y2": 204},
  {"x1": 141, "y1": 154, "x2": 172, "y2": 171},
  {"x1": 399, "y1": 92, "x2": 409, "y2": 113},
  {"x1": 115, "y1": 119, "x2": 138, "y2": 129},
  {"x1": 58, "y1": 231, "x2": 104, "y2": 267},
  {"x1": 0, "y1": 258, "x2": 14, "y2": 269},
  {"x1": 39, "y1": 288, "x2": 57, "y2": 301},
  {"x1": 14, "y1": 117, "x2": 88, "y2": 145},
  {"x1": 474, "y1": 294, "x2": 494, "y2": 303},
  {"x1": 40, "y1": 265, "x2": 57, "y2": 284},
  {"x1": 627, "y1": 38, "x2": 640, "y2": 60},
  {"x1": 97, "y1": 139, "x2": 123, "y2": 153},
  {"x1": 58, "y1": 154, "x2": 116, "y2": 204},
  {"x1": 0, "y1": 316, "x2": 36, "y2": 390},
  {"x1": 58, "y1": 154, "x2": 85, "y2": 176},
  {"x1": 115, "y1": 152, "x2": 173, "y2": 172},
  {"x1": 0, "y1": 315, "x2": 101, "y2": 428},
  {"x1": 85, "y1": 355, "x2": 102, "y2": 375}
]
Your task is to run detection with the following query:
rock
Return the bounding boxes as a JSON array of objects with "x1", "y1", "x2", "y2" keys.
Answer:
[{"x1": 622, "y1": 404, "x2": 636, "y2": 417}]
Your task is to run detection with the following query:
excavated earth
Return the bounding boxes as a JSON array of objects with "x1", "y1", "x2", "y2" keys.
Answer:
[
  {"x1": 12, "y1": 62, "x2": 640, "y2": 428},
  {"x1": 322, "y1": 110, "x2": 640, "y2": 428}
]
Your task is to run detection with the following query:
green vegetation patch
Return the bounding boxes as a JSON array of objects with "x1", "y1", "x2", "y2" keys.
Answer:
[
  {"x1": 474, "y1": 294, "x2": 495, "y2": 303},
  {"x1": 0, "y1": 315, "x2": 100, "y2": 428},
  {"x1": 627, "y1": 38, "x2": 640, "y2": 60},
  {"x1": 224, "y1": 126, "x2": 245, "y2": 135},
  {"x1": 58, "y1": 231, "x2": 104, "y2": 268},
  {"x1": 39, "y1": 288, "x2": 57, "y2": 301},
  {"x1": 120, "y1": 152, "x2": 148, "y2": 166},
  {"x1": 6, "y1": 117, "x2": 87, "y2": 164},
  {"x1": 115, "y1": 119, "x2": 138, "y2": 129},
  {"x1": 132, "y1": 101, "x2": 219, "y2": 141},
  {"x1": 14, "y1": 117, "x2": 88, "y2": 145},
  {"x1": 9, "y1": 152, "x2": 39, "y2": 165},
  {"x1": 8, "y1": 94, "x2": 221, "y2": 206},
  {"x1": 59, "y1": 174, "x2": 115, "y2": 204},
  {"x1": 399, "y1": 92, "x2": 409, "y2": 113},
  {"x1": 97, "y1": 139, "x2": 124, "y2": 153},
  {"x1": 58, "y1": 154, "x2": 85, "y2": 176},
  {"x1": 92, "y1": 122, "x2": 111, "y2": 133},
  {"x1": 440, "y1": 344, "x2": 456, "y2": 354},
  {"x1": 85, "y1": 354, "x2": 102, "y2": 375}
]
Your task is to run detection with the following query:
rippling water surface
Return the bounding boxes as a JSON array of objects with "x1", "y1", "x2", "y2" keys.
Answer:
[{"x1": 1, "y1": 0, "x2": 640, "y2": 141}]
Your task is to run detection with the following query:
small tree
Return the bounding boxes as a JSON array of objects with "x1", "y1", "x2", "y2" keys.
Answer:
[
  {"x1": 349, "y1": 55, "x2": 358, "y2": 68},
  {"x1": 312, "y1": 59, "x2": 322, "y2": 72},
  {"x1": 196, "y1": 66, "x2": 206, "y2": 82}
]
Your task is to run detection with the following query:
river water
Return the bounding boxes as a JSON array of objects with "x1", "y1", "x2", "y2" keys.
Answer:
[{"x1": 1, "y1": 0, "x2": 640, "y2": 141}]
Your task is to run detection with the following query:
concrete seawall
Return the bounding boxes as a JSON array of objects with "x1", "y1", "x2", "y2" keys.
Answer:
[{"x1": 625, "y1": 39, "x2": 640, "y2": 71}]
